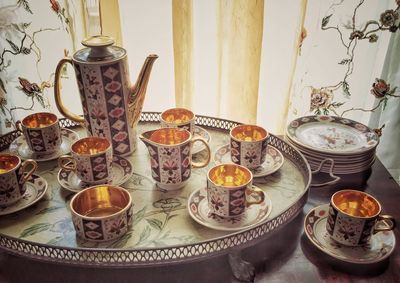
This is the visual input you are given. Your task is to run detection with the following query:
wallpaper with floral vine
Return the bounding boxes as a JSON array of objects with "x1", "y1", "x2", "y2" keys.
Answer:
[
  {"x1": 289, "y1": 0, "x2": 400, "y2": 130},
  {"x1": 0, "y1": 0, "x2": 75, "y2": 134}
]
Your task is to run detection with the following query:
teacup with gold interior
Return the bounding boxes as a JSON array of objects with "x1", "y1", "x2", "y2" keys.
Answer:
[
  {"x1": 160, "y1": 108, "x2": 196, "y2": 135},
  {"x1": 206, "y1": 164, "x2": 265, "y2": 218},
  {"x1": 16, "y1": 112, "x2": 62, "y2": 154},
  {"x1": 230, "y1": 124, "x2": 269, "y2": 169},
  {"x1": 0, "y1": 153, "x2": 37, "y2": 206},
  {"x1": 326, "y1": 189, "x2": 396, "y2": 246},
  {"x1": 59, "y1": 136, "x2": 113, "y2": 185}
]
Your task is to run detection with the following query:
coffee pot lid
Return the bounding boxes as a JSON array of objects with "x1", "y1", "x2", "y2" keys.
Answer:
[{"x1": 73, "y1": 35, "x2": 126, "y2": 63}]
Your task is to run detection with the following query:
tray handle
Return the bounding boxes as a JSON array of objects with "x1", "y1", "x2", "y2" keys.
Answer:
[{"x1": 311, "y1": 158, "x2": 341, "y2": 187}]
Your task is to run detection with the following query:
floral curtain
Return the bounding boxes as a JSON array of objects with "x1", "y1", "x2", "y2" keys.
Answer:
[{"x1": 0, "y1": 0, "x2": 87, "y2": 134}]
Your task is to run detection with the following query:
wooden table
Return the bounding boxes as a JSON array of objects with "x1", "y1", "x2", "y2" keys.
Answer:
[{"x1": 0, "y1": 158, "x2": 398, "y2": 283}]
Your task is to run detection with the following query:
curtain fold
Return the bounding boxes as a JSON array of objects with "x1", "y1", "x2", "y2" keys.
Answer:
[
  {"x1": 172, "y1": 0, "x2": 194, "y2": 108},
  {"x1": 216, "y1": 0, "x2": 264, "y2": 124},
  {"x1": 369, "y1": 31, "x2": 400, "y2": 179}
]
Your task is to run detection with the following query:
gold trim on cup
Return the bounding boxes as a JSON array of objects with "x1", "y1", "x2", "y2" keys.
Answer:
[
  {"x1": 208, "y1": 164, "x2": 253, "y2": 189},
  {"x1": 0, "y1": 154, "x2": 20, "y2": 174},
  {"x1": 71, "y1": 136, "x2": 111, "y2": 156},
  {"x1": 70, "y1": 185, "x2": 132, "y2": 220},
  {"x1": 230, "y1": 124, "x2": 268, "y2": 142},
  {"x1": 148, "y1": 128, "x2": 191, "y2": 146},
  {"x1": 160, "y1": 108, "x2": 195, "y2": 126},
  {"x1": 21, "y1": 112, "x2": 59, "y2": 129},
  {"x1": 331, "y1": 189, "x2": 381, "y2": 219}
]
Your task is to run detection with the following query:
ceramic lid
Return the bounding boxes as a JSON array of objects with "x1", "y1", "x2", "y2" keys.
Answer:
[{"x1": 73, "y1": 35, "x2": 126, "y2": 63}]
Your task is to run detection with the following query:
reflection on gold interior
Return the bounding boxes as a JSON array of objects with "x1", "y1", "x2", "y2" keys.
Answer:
[
  {"x1": 72, "y1": 137, "x2": 110, "y2": 155},
  {"x1": 23, "y1": 113, "x2": 57, "y2": 128},
  {"x1": 162, "y1": 108, "x2": 194, "y2": 124},
  {"x1": 0, "y1": 154, "x2": 19, "y2": 173},
  {"x1": 149, "y1": 128, "x2": 190, "y2": 145},
  {"x1": 232, "y1": 125, "x2": 267, "y2": 142},
  {"x1": 209, "y1": 164, "x2": 251, "y2": 187},
  {"x1": 333, "y1": 191, "x2": 380, "y2": 217},
  {"x1": 72, "y1": 185, "x2": 130, "y2": 218}
]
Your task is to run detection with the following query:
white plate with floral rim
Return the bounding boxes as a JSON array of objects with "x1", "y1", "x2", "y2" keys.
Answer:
[
  {"x1": 286, "y1": 116, "x2": 379, "y2": 155},
  {"x1": 57, "y1": 155, "x2": 133, "y2": 193},
  {"x1": 192, "y1": 126, "x2": 211, "y2": 154},
  {"x1": 304, "y1": 204, "x2": 395, "y2": 264},
  {"x1": 188, "y1": 187, "x2": 272, "y2": 232},
  {"x1": 9, "y1": 128, "x2": 79, "y2": 162},
  {"x1": 214, "y1": 144, "x2": 284, "y2": 177},
  {"x1": 0, "y1": 175, "x2": 48, "y2": 216}
]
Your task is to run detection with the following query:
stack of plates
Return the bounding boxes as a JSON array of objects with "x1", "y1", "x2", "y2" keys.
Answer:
[{"x1": 285, "y1": 115, "x2": 379, "y2": 174}]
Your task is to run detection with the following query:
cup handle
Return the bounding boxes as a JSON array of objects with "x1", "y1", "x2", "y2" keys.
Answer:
[
  {"x1": 15, "y1": 120, "x2": 23, "y2": 132},
  {"x1": 54, "y1": 57, "x2": 85, "y2": 123},
  {"x1": 245, "y1": 186, "x2": 265, "y2": 208},
  {"x1": 374, "y1": 215, "x2": 396, "y2": 233},
  {"x1": 190, "y1": 137, "x2": 211, "y2": 168},
  {"x1": 20, "y1": 159, "x2": 37, "y2": 183},
  {"x1": 58, "y1": 155, "x2": 77, "y2": 171}
]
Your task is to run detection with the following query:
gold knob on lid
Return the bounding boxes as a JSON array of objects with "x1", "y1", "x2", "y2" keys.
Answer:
[{"x1": 81, "y1": 35, "x2": 115, "y2": 48}]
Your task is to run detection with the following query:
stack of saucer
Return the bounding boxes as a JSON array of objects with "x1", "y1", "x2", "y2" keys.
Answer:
[{"x1": 285, "y1": 115, "x2": 379, "y2": 174}]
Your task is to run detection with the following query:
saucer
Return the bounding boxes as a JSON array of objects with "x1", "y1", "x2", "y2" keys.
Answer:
[
  {"x1": 192, "y1": 126, "x2": 211, "y2": 154},
  {"x1": 304, "y1": 204, "x2": 396, "y2": 264},
  {"x1": 188, "y1": 187, "x2": 272, "y2": 231},
  {"x1": 214, "y1": 144, "x2": 284, "y2": 177},
  {"x1": 57, "y1": 155, "x2": 133, "y2": 193},
  {"x1": 0, "y1": 175, "x2": 48, "y2": 216},
  {"x1": 9, "y1": 128, "x2": 79, "y2": 162}
]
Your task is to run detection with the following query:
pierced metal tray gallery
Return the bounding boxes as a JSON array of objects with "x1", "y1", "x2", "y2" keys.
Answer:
[{"x1": 0, "y1": 112, "x2": 311, "y2": 266}]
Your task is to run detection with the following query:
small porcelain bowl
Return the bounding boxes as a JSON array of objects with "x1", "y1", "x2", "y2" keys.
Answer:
[{"x1": 70, "y1": 185, "x2": 133, "y2": 242}]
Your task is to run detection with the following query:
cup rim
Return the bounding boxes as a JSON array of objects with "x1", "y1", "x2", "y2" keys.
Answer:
[
  {"x1": 207, "y1": 163, "x2": 253, "y2": 189},
  {"x1": 330, "y1": 189, "x2": 382, "y2": 219},
  {"x1": 22, "y1": 112, "x2": 59, "y2": 129},
  {"x1": 0, "y1": 153, "x2": 21, "y2": 174},
  {"x1": 145, "y1": 128, "x2": 192, "y2": 147},
  {"x1": 230, "y1": 124, "x2": 269, "y2": 143},
  {"x1": 160, "y1": 108, "x2": 195, "y2": 125},
  {"x1": 70, "y1": 185, "x2": 132, "y2": 220},
  {"x1": 71, "y1": 136, "x2": 111, "y2": 156}
]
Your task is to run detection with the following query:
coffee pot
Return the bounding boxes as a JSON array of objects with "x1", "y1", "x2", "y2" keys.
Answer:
[{"x1": 54, "y1": 35, "x2": 158, "y2": 156}]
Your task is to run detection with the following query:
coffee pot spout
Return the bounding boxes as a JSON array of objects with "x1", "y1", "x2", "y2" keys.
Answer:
[{"x1": 128, "y1": 54, "x2": 158, "y2": 127}]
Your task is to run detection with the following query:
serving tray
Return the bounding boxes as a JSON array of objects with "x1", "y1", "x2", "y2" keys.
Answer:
[{"x1": 0, "y1": 112, "x2": 311, "y2": 266}]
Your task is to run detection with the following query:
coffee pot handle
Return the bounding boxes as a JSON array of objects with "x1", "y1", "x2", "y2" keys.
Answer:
[{"x1": 54, "y1": 58, "x2": 85, "y2": 123}]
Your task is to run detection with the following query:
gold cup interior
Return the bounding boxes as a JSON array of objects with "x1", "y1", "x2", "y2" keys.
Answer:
[
  {"x1": 332, "y1": 190, "x2": 380, "y2": 218},
  {"x1": 161, "y1": 108, "x2": 194, "y2": 124},
  {"x1": 22, "y1": 112, "x2": 58, "y2": 128},
  {"x1": 0, "y1": 154, "x2": 20, "y2": 174},
  {"x1": 149, "y1": 128, "x2": 190, "y2": 145},
  {"x1": 72, "y1": 137, "x2": 110, "y2": 155},
  {"x1": 71, "y1": 185, "x2": 130, "y2": 218},
  {"x1": 209, "y1": 164, "x2": 252, "y2": 187},
  {"x1": 231, "y1": 125, "x2": 267, "y2": 142}
]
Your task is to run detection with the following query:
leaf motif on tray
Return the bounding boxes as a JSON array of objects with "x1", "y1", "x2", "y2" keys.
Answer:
[{"x1": 20, "y1": 223, "x2": 52, "y2": 238}]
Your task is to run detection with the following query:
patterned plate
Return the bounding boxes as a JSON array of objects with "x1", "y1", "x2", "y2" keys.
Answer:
[
  {"x1": 286, "y1": 116, "x2": 379, "y2": 155},
  {"x1": 214, "y1": 144, "x2": 284, "y2": 177},
  {"x1": 0, "y1": 175, "x2": 48, "y2": 216},
  {"x1": 304, "y1": 204, "x2": 396, "y2": 264},
  {"x1": 192, "y1": 126, "x2": 211, "y2": 154},
  {"x1": 57, "y1": 155, "x2": 133, "y2": 193},
  {"x1": 188, "y1": 187, "x2": 272, "y2": 231},
  {"x1": 9, "y1": 128, "x2": 79, "y2": 162}
]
